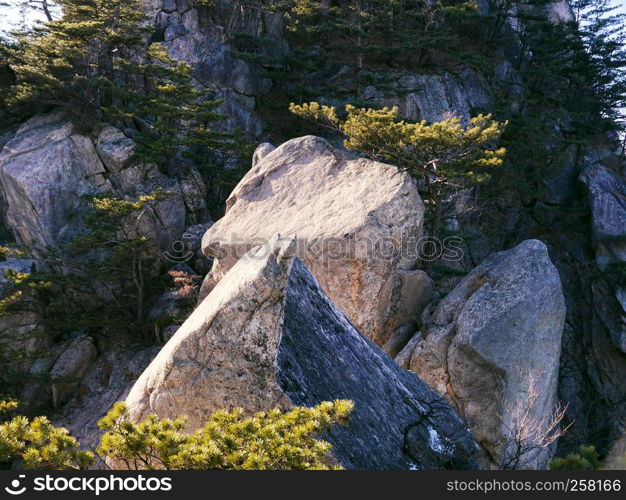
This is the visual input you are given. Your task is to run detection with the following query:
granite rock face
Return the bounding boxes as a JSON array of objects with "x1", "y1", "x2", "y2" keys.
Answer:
[
  {"x1": 50, "y1": 335, "x2": 98, "y2": 408},
  {"x1": 126, "y1": 236, "x2": 479, "y2": 470},
  {"x1": 0, "y1": 113, "x2": 111, "y2": 250},
  {"x1": 201, "y1": 136, "x2": 429, "y2": 345},
  {"x1": 147, "y1": 0, "x2": 281, "y2": 137},
  {"x1": 579, "y1": 164, "x2": 626, "y2": 271},
  {"x1": 360, "y1": 67, "x2": 492, "y2": 124},
  {"x1": 579, "y1": 164, "x2": 626, "y2": 354},
  {"x1": 53, "y1": 345, "x2": 160, "y2": 452},
  {"x1": 398, "y1": 240, "x2": 566, "y2": 469},
  {"x1": 0, "y1": 112, "x2": 199, "y2": 255}
]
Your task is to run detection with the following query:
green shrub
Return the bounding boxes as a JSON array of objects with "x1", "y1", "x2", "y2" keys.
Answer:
[
  {"x1": 0, "y1": 403, "x2": 94, "y2": 470},
  {"x1": 0, "y1": 399, "x2": 354, "y2": 470},
  {"x1": 98, "y1": 400, "x2": 354, "y2": 470},
  {"x1": 549, "y1": 445, "x2": 601, "y2": 470}
]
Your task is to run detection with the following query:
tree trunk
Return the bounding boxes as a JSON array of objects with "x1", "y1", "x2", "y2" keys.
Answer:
[{"x1": 41, "y1": 0, "x2": 52, "y2": 22}]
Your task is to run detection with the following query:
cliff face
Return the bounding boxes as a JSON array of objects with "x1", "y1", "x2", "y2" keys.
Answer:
[
  {"x1": 0, "y1": 0, "x2": 625, "y2": 469},
  {"x1": 139, "y1": 0, "x2": 625, "y2": 460}
]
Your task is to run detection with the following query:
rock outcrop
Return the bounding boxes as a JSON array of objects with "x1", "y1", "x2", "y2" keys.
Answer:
[
  {"x1": 0, "y1": 113, "x2": 111, "y2": 250},
  {"x1": 126, "y1": 235, "x2": 479, "y2": 470},
  {"x1": 580, "y1": 163, "x2": 626, "y2": 354},
  {"x1": 148, "y1": 0, "x2": 281, "y2": 137},
  {"x1": 397, "y1": 240, "x2": 566, "y2": 469},
  {"x1": 360, "y1": 67, "x2": 491, "y2": 125},
  {"x1": 53, "y1": 345, "x2": 160, "y2": 452},
  {"x1": 0, "y1": 112, "x2": 199, "y2": 255},
  {"x1": 201, "y1": 136, "x2": 430, "y2": 345},
  {"x1": 579, "y1": 163, "x2": 626, "y2": 271},
  {"x1": 49, "y1": 335, "x2": 97, "y2": 408}
]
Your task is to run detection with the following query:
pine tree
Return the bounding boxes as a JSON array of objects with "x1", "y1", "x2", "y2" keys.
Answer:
[
  {"x1": 273, "y1": 0, "x2": 482, "y2": 72},
  {"x1": 0, "y1": 401, "x2": 94, "y2": 469},
  {"x1": 493, "y1": 0, "x2": 626, "y2": 199},
  {"x1": 1, "y1": 399, "x2": 354, "y2": 470},
  {"x1": 290, "y1": 102, "x2": 506, "y2": 240},
  {"x1": 98, "y1": 400, "x2": 353, "y2": 470},
  {"x1": 0, "y1": 0, "x2": 231, "y2": 173},
  {"x1": 549, "y1": 445, "x2": 601, "y2": 470}
]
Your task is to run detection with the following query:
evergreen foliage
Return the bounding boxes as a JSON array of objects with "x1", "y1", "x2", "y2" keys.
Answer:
[
  {"x1": 0, "y1": 0, "x2": 232, "y2": 175},
  {"x1": 0, "y1": 399, "x2": 354, "y2": 470},
  {"x1": 290, "y1": 102, "x2": 506, "y2": 238},
  {"x1": 98, "y1": 400, "x2": 353, "y2": 470},
  {"x1": 493, "y1": 0, "x2": 626, "y2": 200},
  {"x1": 549, "y1": 445, "x2": 601, "y2": 470},
  {"x1": 0, "y1": 401, "x2": 94, "y2": 469},
  {"x1": 272, "y1": 0, "x2": 484, "y2": 71},
  {"x1": 3, "y1": 190, "x2": 174, "y2": 344}
]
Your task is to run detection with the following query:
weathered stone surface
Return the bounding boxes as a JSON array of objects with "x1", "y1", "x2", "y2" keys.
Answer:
[
  {"x1": 579, "y1": 164, "x2": 626, "y2": 270},
  {"x1": 179, "y1": 222, "x2": 212, "y2": 274},
  {"x1": 148, "y1": 264, "x2": 202, "y2": 344},
  {"x1": 95, "y1": 125, "x2": 136, "y2": 172},
  {"x1": 401, "y1": 240, "x2": 566, "y2": 469},
  {"x1": 604, "y1": 430, "x2": 626, "y2": 469},
  {"x1": 178, "y1": 165, "x2": 208, "y2": 223},
  {"x1": 587, "y1": 278, "x2": 626, "y2": 420},
  {"x1": 578, "y1": 164, "x2": 626, "y2": 354},
  {"x1": 53, "y1": 345, "x2": 160, "y2": 453},
  {"x1": 50, "y1": 335, "x2": 98, "y2": 408},
  {"x1": 360, "y1": 67, "x2": 491, "y2": 124},
  {"x1": 251, "y1": 142, "x2": 275, "y2": 168},
  {"x1": 0, "y1": 113, "x2": 188, "y2": 254},
  {"x1": 201, "y1": 136, "x2": 427, "y2": 345},
  {"x1": 151, "y1": 0, "x2": 277, "y2": 137},
  {"x1": 127, "y1": 236, "x2": 479, "y2": 469},
  {"x1": 0, "y1": 113, "x2": 110, "y2": 249},
  {"x1": 546, "y1": 0, "x2": 575, "y2": 23},
  {"x1": 382, "y1": 323, "x2": 417, "y2": 359}
]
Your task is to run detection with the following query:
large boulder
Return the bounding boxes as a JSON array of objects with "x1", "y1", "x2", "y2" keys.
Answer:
[
  {"x1": 126, "y1": 235, "x2": 479, "y2": 470},
  {"x1": 201, "y1": 136, "x2": 430, "y2": 345},
  {"x1": 0, "y1": 113, "x2": 111, "y2": 250},
  {"x1": 397, "y1": 240, "x2": 566, "y2": 469},
  {"x1": 0, "y1": 112, "x2": 189, "y2": 254}
]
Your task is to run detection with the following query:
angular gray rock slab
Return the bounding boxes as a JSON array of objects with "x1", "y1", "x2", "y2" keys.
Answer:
[{"x1": 126, "y1": 236, "x2": 479, "y2": 469}]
